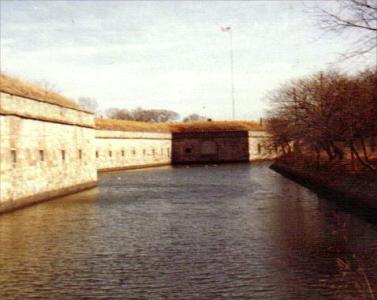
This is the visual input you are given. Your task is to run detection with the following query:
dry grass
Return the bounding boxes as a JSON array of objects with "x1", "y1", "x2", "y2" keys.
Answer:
[
  {"x1": 95, "y1": 118, "x2": 171, "y2": 132},
  {"x1": 169, "y1": 120, "x2": 263, "y2": 133},
  {"x1": 0, "y1": 73, "x2": 80, "y2": 110},
  {"x1": 96, "y1": 119, "x2": 264, "y2": 133}
]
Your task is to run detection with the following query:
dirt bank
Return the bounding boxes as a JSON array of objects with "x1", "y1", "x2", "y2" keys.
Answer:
[{"x1": 270, "y1": 161, "x2": 377, "y2": 211}]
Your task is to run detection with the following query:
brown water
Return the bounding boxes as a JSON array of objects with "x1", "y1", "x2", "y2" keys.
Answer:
[{"x1": 1, "y1": 162, "x2": 377, "y2": 299}]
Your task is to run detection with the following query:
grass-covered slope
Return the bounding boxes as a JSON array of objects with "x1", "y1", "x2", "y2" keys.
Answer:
[{"x1": 0, "y1": 73, "x2": 81, "y2": 111}]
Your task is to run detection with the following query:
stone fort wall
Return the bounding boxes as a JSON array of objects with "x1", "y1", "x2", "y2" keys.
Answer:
[
  {"x1": 95, "y1": 129, "x2": 172, "y2": 171},
  {"x1": 0, "y1": 92, "x2": 97, "y2": 213},
  {"x1": 0, "y1": 91, "x2": 275, "y2": 214},
  {"x1": 248, "y1": 130, "x2": 278, "y2": 161},
  {"x1": 0, "y1": 92, "x2": 175, "y2": 214}
]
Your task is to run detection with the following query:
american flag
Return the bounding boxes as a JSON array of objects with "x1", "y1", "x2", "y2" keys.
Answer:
[{"x1": 221, "y1": 26, "x2": 231, "y2": 32}]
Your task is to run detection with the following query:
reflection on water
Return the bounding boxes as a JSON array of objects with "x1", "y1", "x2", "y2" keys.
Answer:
[{"x1": 1, "y1": 162, "x2": 376, "y2": 299}]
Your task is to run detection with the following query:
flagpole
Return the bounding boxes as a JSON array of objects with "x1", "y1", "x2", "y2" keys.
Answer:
[
  {"x1": 222, "y1": 26, "x2": 235, "y2": 120},
  {"x1": 229, "y1": 28, "x2": 235, "y2": 120}
]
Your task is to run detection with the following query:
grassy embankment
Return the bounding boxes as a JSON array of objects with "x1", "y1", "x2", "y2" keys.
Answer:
[
  {"x1": 0, "y1": 74, "x2": 80, "y2": 110},
  {"x1": 96, "y1": 118, "x2": 263, "y2": 133},
  {"x1": 271, "y1": 152, "x2": 377, "y2": 298},
  {"x1": 271, "y1": 152, "x2": 377, "y2": 210}
]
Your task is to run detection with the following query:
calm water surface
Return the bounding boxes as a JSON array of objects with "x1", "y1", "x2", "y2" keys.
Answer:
[{"x1": 1, "y1": 162, "x2": 377, "y2": 299}]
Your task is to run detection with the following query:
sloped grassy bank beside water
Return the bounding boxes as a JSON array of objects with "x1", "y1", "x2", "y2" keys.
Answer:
[{"x1": 270, "y1": 160, "x2": 377, "y2": 211}]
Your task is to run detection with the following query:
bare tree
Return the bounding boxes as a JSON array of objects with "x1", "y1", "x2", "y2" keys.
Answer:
[
  {"x1": 77, "y1": 97, "x2": 98, "y2": 113},
  {"x1": 106, "y1": 107, "x2": 180, "y2": 123},
  {"x1": 266, "y1": 68, "x2": 377, "y2": 172},
  {"x1": 312, "y1": 0, "x2": 377, "y2": 60},
  {"x1": 132, "y1": 108, "x2": 180, "y2": 122},
  {"x1": 183, "y1": 113, "x2": 208, "y2": 122},
  {"x1": 34, "y1": 79, "x2": 60, "y2": 94},
  {"x1": 106, "y1": 108, "x2": 133, "y2": 120}
]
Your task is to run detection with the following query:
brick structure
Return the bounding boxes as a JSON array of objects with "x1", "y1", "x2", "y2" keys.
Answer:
[
  {"x1": 172, "y1": 130, "x2": 275, "y2": 164},
  {"x1": 173, "y1": 131, "x2": 242, "y2": 163}
]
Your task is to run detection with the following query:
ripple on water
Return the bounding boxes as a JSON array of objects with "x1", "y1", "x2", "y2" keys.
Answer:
[{"x1": 1, "y1": 163, "x2": 377, "y2": 299}]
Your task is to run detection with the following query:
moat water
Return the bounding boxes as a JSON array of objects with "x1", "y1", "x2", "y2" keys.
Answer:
[{"x1": 1, "y1": 162, "x2": 377, "y2": 299}]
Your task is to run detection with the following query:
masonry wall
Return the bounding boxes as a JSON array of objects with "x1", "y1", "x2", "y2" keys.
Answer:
[
  {"x1": 95, "y1": 129, "x2": 172, "y2": 171},
  {"x1": 248, "y1": 130, "x2": 277, "y2": 160},
  {"x1": 172, "y1": 131, "x2": 250, "y2": 164},
  {"x1": 172, "y1": 130, "x2": 276, "y2": 164},
  {"x1": 0, "y1": 92, "x2": 97, "y2": 213},
  {"x1": 0, "y1": 90, "x2": 275, "y2": 214}
]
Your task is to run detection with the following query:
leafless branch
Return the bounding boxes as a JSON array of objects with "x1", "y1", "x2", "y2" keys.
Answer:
[{"x1": 309, "y1": 0, "x2": 377, "y2": 62}]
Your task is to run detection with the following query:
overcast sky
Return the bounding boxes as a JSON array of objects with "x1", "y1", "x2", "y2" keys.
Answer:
[{"x1": 1, "y1": 1, "x2": 374, "y2": 120}]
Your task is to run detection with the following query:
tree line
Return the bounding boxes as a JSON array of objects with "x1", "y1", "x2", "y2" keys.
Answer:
[
  {"x1": 266, "y1": 69, "x2": 377, "y2": 172},
  {"x1": 103, "y1": 107, "x2": 209, "y2": 123},
  {"x1": 266, "y1": 0, "x2": 377, "y2": 173},
  {"x1": 76, "y1": 98, "x2": 208, "y2": 123}
]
